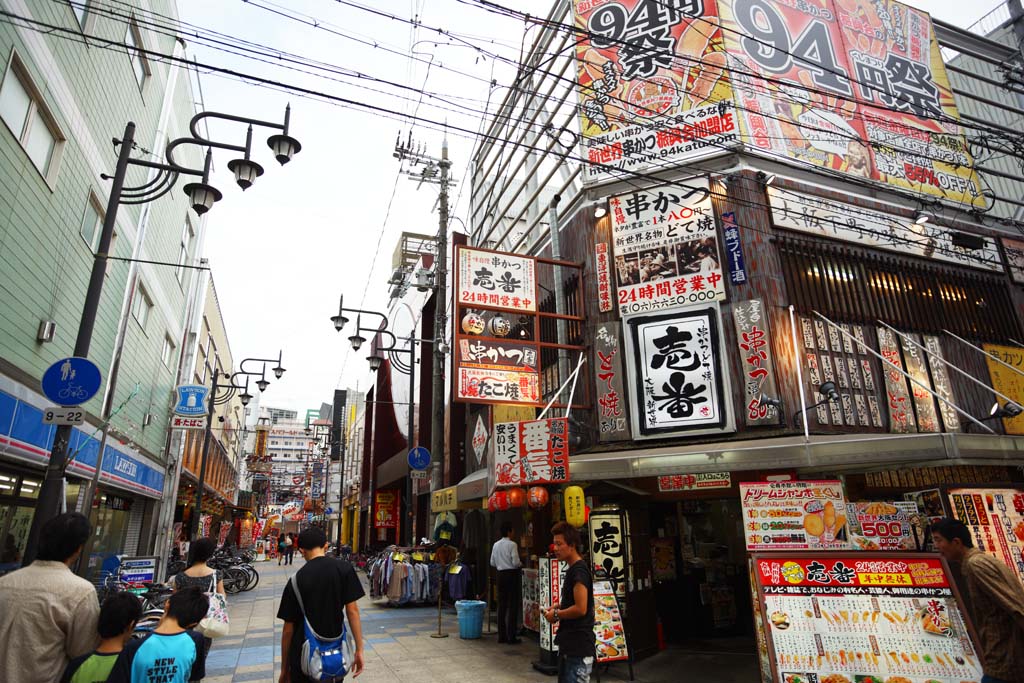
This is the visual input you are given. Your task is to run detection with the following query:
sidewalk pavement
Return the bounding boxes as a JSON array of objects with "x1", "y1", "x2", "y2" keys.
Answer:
[{"x1": 202, "y1": 558, "x2": 758, "y2": 683}]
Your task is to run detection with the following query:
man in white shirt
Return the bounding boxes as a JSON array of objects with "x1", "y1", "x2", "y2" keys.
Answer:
[{"x1": 490, "y1": 523, "x2": 522, "y2": 644}]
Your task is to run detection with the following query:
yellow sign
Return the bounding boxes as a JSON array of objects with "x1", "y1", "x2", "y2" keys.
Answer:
[
  {"x1": 431, "y1": 486, "x2": 457, "y2": 513},
  {"x1": 983, "y1": 344, "x2": 1024, "y2": 435},
  {"x1": 860, "y1": 573, "x2": 912, "y2": 586}
]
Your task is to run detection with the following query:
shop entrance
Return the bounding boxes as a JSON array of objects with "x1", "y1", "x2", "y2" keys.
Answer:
[{"x1": 648, "y1": 498, "x2": 759, "y2": 677}]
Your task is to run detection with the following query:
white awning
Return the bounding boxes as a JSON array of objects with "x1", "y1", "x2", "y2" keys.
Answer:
[{"x1": 456, "y1": 467, "x2": 489, "y2": 502}]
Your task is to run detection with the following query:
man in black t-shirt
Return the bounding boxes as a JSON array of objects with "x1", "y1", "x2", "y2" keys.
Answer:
[
  {"x1": 543, "y1": 521, "x2": 595, "y2": 683},
  {"x1": 277, "y1": 527, "x2": 365, "y2": 682}
]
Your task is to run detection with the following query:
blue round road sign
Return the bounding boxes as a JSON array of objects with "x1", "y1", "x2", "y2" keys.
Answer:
[
  {"x1": 41, "y1": 357, "x2": 103, "y2": 407},
  {"x1": 408, "y1": 446, "x2": 431, "y2": 471}
]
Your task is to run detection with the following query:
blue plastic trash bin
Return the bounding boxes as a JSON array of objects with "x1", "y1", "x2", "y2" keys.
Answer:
[{"x1": 455, "y1": 600, "x2": 486, "y2": 639}]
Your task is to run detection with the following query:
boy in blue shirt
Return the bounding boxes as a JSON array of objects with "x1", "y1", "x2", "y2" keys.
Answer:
[
  {"x1": 109, "y1": 586, "x2": 209, "y2": 683},
  {"x1": 62, "y1": 592, "x2": 143, "y2": 683}
]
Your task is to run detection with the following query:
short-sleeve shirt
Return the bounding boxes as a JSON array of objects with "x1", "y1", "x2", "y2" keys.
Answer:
[
  {"x1": 107, "y1": 631, "x2": 206, "y2": 683},
  {"x1": 277, "y1": 556, "x2": 365, "y2": 681},
  {"x1": 555, "y1": 560, "x2": 595, "y2": 658},
  {"x1": 62, "y1": 651, "x2": 120, "y2": 683}
]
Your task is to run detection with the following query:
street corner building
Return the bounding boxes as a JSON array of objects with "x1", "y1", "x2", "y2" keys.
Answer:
[{"x1": 336, "y1": 0, "x2": 1024, "y2": 681}]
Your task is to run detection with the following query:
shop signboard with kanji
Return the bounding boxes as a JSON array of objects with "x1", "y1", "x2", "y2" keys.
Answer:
[
  {"x1": 610, "y1": 179, "x2": 725, "y2": 317},
  {"x1": 491, "y1": 418, "x2": 569, "y2": 487},
  {"x1": 982, "y1": 344, "x2": 1024, "y2": 435},
  {"x1": 752, "y1": 552, "x2": 984, "y2": 683},
  {"x1": 589, "y1": 509, "x2": 627, "y2": 600},
  {"x1": 741, "y1": 480, "x2": 850, "y2": 551},
  {"x1": 769, "y1": 188, "x2": 1000, "y2": 272},
  {"x1": 594, "y1": 324, "x2": 630, "y2": 442},
  {"x1": 623, "y1": 305, "x2": 734, "y2": 439},
  {"x1": 1003, "y1": 237, "x2": 1024, "y2": 283},
  {"x1": 732, "y1": 299, "x2": 780, "y2": 426},
  {"x1": 719, "y1": 0, "x2": 984, "y2": 209},
  {"x1": 570, "y1": 0, "x2": 738, "y2": 185},
  {"x1": 374, "y1": 491, "x2": 398, "y2": 529},
  {"x1": 457, "y1": 247, "x2": 536, "y2": 312},
  {"x1": 947, "y1": 488, "x2": 1024, "y2": 586},
  {"x1": 658, "y1": 471, "x2": 731, "y2": 492},
  {"x1": 538, "y1": 556, "x2": 568, "y2": 653}
]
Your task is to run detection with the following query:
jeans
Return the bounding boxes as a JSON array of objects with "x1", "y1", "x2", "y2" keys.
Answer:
[
  {"x1": 558, "y1": 655, "x2": 593, "y2": 683},
  {"x1": 981, "y1": 676, "x2": 1010, "y2": 683}
]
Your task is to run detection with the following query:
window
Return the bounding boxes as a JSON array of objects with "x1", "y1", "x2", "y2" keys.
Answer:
[
  {"x1": 161, "y1": 334, "x2": 176, "y2": 367},
  {"x1": 131, "y1": 283, "x2": 152, "y2": 329},
  {"x1": 125, "y1": 18, "x2": 149, "y2": 89},
  {"x1": 79, "y1": 193, "x2": 103, "y2": 250},
  {"x1": 70, "y1": 0, "x2": 90, "y2": 27},
  {"x1": 176, "y1": 217, "x2": 194, "y2": 284},
  {"x1": 0, "y1": 55, "x2": 63, "y2": 180}
]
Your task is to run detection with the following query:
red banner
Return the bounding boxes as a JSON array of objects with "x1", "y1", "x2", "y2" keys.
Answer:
[
  {"x1": 374, "y1": 490, "x2": 399, "y2": 529},
  {"x1": 492, "y1": 417, "x2": 570, "y2": 487},
  {"x1": 756, "y1": 555, "x2": 949, "y2": 592}
]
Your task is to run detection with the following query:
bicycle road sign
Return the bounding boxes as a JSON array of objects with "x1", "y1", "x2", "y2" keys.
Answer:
[{"x1": 41, "y1": 357, "x2": 102, "y2": 406}]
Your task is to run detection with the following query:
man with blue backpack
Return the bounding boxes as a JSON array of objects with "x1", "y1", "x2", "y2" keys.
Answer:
[{"x1": 277, "y1": 527, "x2": 365, "y2": 682}]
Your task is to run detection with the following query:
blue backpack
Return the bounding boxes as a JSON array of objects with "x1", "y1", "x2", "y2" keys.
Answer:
[{"x1": 289, "y1": 574, "x2": 350, "y2": 681}]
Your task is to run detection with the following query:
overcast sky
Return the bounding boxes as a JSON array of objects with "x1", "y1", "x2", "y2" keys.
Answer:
[{"x1": 178, "y1": 0, "x2": 1000, "y2": 414}]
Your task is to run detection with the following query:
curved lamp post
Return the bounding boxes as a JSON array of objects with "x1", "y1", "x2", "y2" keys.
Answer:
[{"x1": 23, "y1": 106, "x2": 301, "y2": 565}]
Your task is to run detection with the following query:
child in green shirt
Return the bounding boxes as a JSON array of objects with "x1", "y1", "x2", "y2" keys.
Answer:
[{"x1": 62, "y1": 592, "x2": 142, "y2": 683}]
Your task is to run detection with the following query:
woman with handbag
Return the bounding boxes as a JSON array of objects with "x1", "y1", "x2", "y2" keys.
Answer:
[{"x1": 170, "y1": 537, "x2": 229, "y2": 680}]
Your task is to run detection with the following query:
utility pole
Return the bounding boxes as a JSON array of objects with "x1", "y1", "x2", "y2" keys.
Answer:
[{"x1": 394, "y1": 132, "x2": 451, "y2": 497}]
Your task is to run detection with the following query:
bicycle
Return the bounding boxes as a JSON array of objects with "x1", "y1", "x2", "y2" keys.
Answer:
[{"x1": 57, "y1": 384, "x2": 89, "y2": 401}]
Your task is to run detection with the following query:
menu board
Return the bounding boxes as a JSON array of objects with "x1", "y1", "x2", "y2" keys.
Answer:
[
  {"x1": 847, "y1": 502, "x2": 920, "y2": 551},
  {"x1": 741, "y1": 481, "x2": 850, "y2": 551},
  {"x1": 522, "y1": 568, "x2": 540, "y2": 632},
  {"x1": 593, "y1": 580, "x2": 628, "y2": 663},
  {"x1": 947, "y1": 488, "x2": 1024, "y2": 585},
  {"x1": 753, "y1": 553, "x2": 983, "y2": 683}
]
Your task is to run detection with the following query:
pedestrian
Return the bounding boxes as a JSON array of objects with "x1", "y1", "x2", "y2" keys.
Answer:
[
  {"x1": 170, "y1": 537, "x2": 225, "y2": 672},
  {"x1": 278, "y1": 534, "x2": 287, "y2": 566},
  {"x1": 489, "y1": 522, "x2": 522, "y2": 644},
  {"x1": 0, "y1": 512, "x2": 100, "y2": 683},
  {"x1": 542, "y1": 521, "x2": 595, "y2": 683},
  {"x1": 107, "y1": 586, "x2": 209, "y2": 683},
  {"x1": 277, "y1": 527, "x2": 365, "y2": 682},
  {"x1": 286, "y1": 533, "x2": 296, "y2": 566},
  {"x1": 62, "y1": 591, "x2": 142, "y2": 683},
  {"x1": 932, "y1": 518, "x2": 1024, "y2": 683}
]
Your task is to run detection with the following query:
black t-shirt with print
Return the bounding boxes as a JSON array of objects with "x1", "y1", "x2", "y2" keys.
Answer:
[
  {"x1": 277, "y1": 556, "x2": 365, "y2": 681},
  {"x1": 555, "y1": 559, "x2": 595, "y2": 658}
]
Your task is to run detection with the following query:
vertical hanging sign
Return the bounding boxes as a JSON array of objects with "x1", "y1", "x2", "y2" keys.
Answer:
[
  {"x1": 924, "y1": 335, "x2": 960, "y2": 431},
  {"x1": 900, "y1": 332, "x2": 940, "y2": 433},
  {"x1": 732, "y1": 299, "x2": 779, "y2": 425},
  {"x1": 594, "y1": 324, "x2": 630, "y2": 441},
  {"x1": 877, "y1": 327, "x2": 916, "y2": 433},
  {"x1": 595, "y1": 242, "x2": 614, "y2": 313},
  {"x1": 589, "y1": 510, "x2": 627, "y2": 600},
  {"x1": 721, "y1": 210, "x2": 747, "y2": 285}
]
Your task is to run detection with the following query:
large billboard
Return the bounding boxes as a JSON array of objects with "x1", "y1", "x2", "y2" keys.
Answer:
[
  {"x1": 572, "y1": 0, "x2": 739, "y2": 184},
  {"x1": 719, "y1": 0, "x2": 984, "y2": 208},
  {"x1": 572, "y1": 0, "x2": 984, "y2": 208}
]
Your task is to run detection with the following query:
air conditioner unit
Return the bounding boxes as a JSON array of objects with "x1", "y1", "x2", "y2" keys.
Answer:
[
  {"x1": 37, "y1": 320, "x2": 56, "y2": 343},
  {"x1": 413, "y1": 268, "x2": 433, "y2": 292}
]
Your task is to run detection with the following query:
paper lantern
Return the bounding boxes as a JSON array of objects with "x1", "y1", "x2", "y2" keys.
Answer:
[
  {"x1": 493, "y1": 490, "x2": 510, "y2": 511},
  {"x1": 565, "y1": 486, "x2": 585, "y2": 527},
  {"x1": 528, "y1": 487, "x2": 549, "y2": 509},
  {"x1": 462, "y1": 311, "x2": 485, "y2": 335},
  {"x1": 488, "y1": 314, "x2": 512, "y2": 337},
  {"x1": 487, "y1": 494, "x2": 498, "y2": 513},
  {"x1": 507, "y1": 487, "x2": 526, "y2": 508}
]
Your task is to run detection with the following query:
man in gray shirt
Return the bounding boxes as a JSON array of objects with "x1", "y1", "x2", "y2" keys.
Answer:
[
  {"x1": 490, "y1": 522, "x2": 522, "y2": 644},
  {"x1": 0, "y1": 513, "x2": 100, "y2": 683}
]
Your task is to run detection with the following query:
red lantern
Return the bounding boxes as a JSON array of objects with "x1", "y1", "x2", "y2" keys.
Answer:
[
  {"x1": 584, "y1": 505, "x2": 591, "y2": 524},
  {"x1": 528, "y1": 487, "x2": 549, "y2": 509},
  {"x1": 507, "y1": 487, "x2": 526, "y2": 508},
  {"x1": 487, "y1": 494, "x2": 498, "y2": 512},
  {"x1": 494, "y1": 490, "x2": 510, "y2": 511}
]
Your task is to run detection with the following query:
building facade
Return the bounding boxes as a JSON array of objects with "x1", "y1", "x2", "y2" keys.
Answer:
[
  {"x1": 456, "y1": 0, "x2": 1024, "y2": 669},
  {"x1": 0, "y1": 0, "x2": 207, "y2": 573}
]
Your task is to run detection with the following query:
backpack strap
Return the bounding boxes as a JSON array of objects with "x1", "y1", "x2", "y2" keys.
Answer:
[{"x1": 290, "y1": 574, "x2": 345, "y2": 643}]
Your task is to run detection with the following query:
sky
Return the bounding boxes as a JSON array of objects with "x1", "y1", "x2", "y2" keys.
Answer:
[{"x1": 178, "y1": 0, "x2": 1001, "y2": 414}]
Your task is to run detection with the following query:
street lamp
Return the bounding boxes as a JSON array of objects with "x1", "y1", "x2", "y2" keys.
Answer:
[
  {"x1": 22, "y1": 106, "x2": 302, "y2": 566},
  {"x1": 190, "y1": 352, "x2": 286, "y2": 540},
  {"x1": 330, "y1": 295, "x2": 426, "y2": 546}
]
